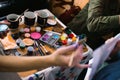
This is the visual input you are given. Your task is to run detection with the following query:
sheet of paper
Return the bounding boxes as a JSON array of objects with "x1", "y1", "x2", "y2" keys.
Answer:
[{"x1": 84, "y1": 33, "x2": 120, "y2": 80}]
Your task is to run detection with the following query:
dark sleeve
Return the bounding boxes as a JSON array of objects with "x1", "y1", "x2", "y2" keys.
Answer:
[{"x1": 87, "y1": 0, "x2": 119, "y2": 32}]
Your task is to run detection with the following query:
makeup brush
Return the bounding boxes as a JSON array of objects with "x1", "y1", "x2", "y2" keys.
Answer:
[
  {"x1": 16, "y1": 9, "x2": 29, "y2": 21},
  {"x1": 39, "y1": 42, "x2": 51, "y2": 55},
  {"x1": 35, "y1": 41, "x2": 44, "y2": 56}
]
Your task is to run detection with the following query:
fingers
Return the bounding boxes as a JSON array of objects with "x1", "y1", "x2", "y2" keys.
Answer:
[
  {"x1": 116, "y1": 40, "x2": 120, "y2": 48},
  {"x1": 58, "y1": 44, "x2": 78, "y2": 54},
  {"x1": 110, "y1": 40, "x2": 120, "y2": 55},
  {"x1": 105, "y1": 37, "x2": 114, "y2": 44},
  {"x1": 68, "y1": 45, "x2": 83, "y2": 67},
  {"x1": 73, "y1": 45, "x2": 84, "y2": 62},
  {"x1": 75, "y1": 45, "x2": 83, "y2": 57},
  {"x1": 76, "y1": 64, "x2": 90, "y2": 68}
]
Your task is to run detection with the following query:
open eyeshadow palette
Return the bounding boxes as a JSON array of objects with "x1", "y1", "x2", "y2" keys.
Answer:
[{"x1": 40, "y1": 32, "x2": 60, "y2": 48}]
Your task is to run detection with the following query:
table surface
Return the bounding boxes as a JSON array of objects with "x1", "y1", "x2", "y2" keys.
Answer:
[
  {"x1": 18, "y1": 9, "x2": 67, "y2": 78},
  {"x1": 0, "y1": 9, "x2": 90, "y2": 79},
  {"x1": 0, "y1": 9, "x2": 69, "y2": 78}
]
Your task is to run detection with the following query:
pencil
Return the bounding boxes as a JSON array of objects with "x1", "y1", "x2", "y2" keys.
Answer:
[
  {"x1": 68, "y1": 37, "x2": 79, "y2": 67},
  {"x1": 68, "y1": 52, "x2": 75, "y2": 67}
]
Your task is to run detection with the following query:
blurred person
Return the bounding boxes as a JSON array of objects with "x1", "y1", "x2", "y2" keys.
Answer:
[{"x1": 67, "y1": 0, "x2": 120, "y2": 50}]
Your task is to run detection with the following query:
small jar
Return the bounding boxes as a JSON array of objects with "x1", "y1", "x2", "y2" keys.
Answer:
[
  {"x1": 0, "y1": 24, "x2": 9, "y2": 38},
  {"x1": 27, "y1": 46, "x2": 34, "y2": 56},
  {"x1": 19, "y1": 42, "x2": 26, "y2": 49},
  {"x1": 36, "y1": 26, "x2": 41, "y2": 32}
]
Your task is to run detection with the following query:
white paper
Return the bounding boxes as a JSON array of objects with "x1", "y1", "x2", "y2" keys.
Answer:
[{"x1": 84, "y1": 33, "x2": 120, "y2": 80}]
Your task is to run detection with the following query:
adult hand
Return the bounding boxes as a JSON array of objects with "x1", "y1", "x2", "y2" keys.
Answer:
[
  {"x1": 110, "y1": 40, "x2": 120, "y2": 57},
  {"x1": 50, "y1": 44, "x2": 89, "y2": 68},
  {"x1": 105, "y1": 37, "x2": 120, "y2": 59}
]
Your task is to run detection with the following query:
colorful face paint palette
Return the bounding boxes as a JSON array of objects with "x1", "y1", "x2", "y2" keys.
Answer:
[
  {"x1": 30, "y1": 32, "x2": 41, "y2": 40},
  {"x1": 40, "y1": 32, "x2": 60, "y2": 47}
]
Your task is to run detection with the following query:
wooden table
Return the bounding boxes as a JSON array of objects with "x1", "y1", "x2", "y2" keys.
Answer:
[
  {"x1": 0, "y1": 9, "x2": 71, "y2": 78},
  {"x1": 0, "y1": 9, "x2": 91, "y2": 79},
  {"x1": 18, "y1": 9, "x2": 67, "y2": 78}
]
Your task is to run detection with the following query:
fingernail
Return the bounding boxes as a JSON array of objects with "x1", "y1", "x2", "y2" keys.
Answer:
[
  {"x1": 88, "y1": 63, "x2": 92, "y2": 68},
  {"x1": 72, "y1": 43, "x2": 79, "y2": 49}
]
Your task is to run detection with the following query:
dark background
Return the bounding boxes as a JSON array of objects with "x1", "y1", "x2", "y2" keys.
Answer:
[{"x1": 0, "y1": 0, "x2": 49, "y2": 18}]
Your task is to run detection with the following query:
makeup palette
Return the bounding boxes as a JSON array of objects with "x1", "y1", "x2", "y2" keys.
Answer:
[
  {"x1": 30, "y1": 32, "x2": 41, "y2": 40},
  {"x1": 40, "y1": 32, "x2": 60, "y2": 47}
]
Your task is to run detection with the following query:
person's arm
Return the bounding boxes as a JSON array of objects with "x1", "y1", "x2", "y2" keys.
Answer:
[
  {"x1": 0, "y1": 55, "x2": 53, "y2": 72},
  {"x1": 87, "y1": 0, "x2": 119, "y2": 32},
  {"x1": 0, "y1": 44, "x2": 89, "y2": 72}
]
